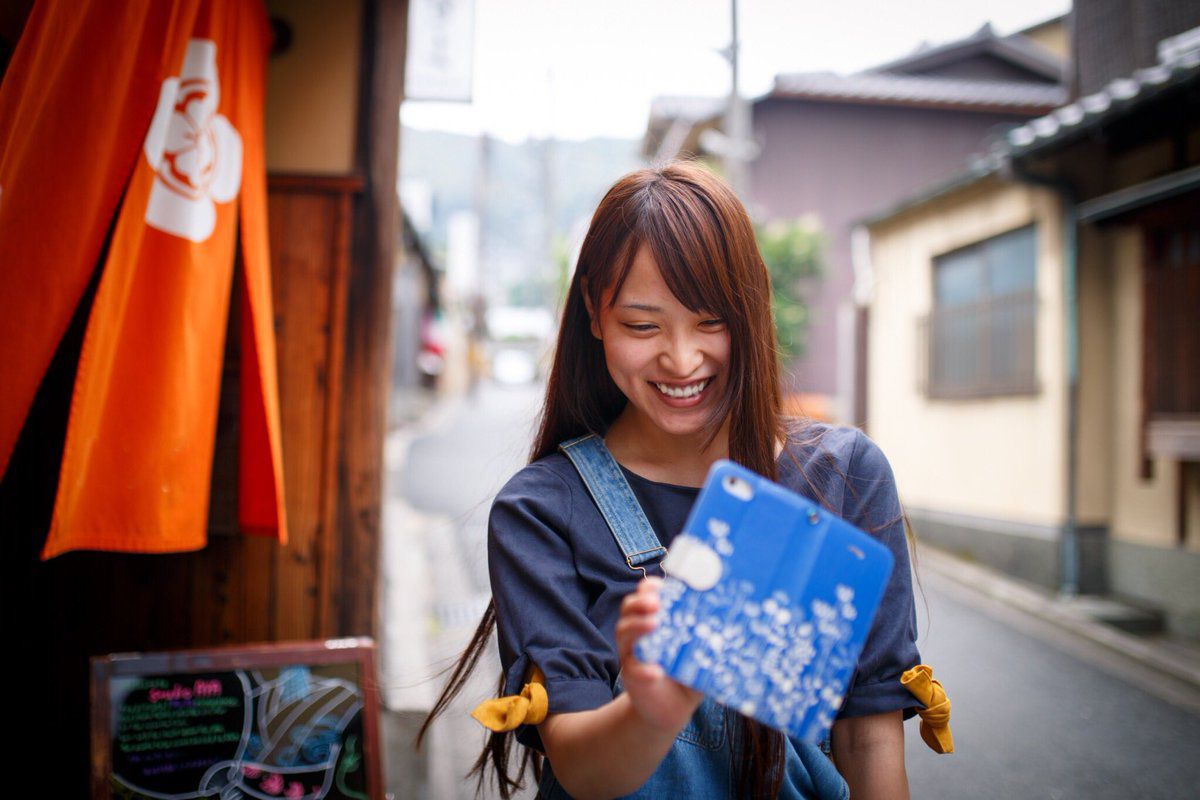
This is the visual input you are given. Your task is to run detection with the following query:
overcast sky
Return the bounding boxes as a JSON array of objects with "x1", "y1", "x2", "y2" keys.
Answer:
[{"x1": 401, "y1": 0, "x2": 1071, "y2": 143}]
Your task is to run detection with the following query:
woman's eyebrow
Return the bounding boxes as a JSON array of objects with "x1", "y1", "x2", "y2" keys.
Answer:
[{"x1": 620, "y1": 302, "x2": 663, "y2": 312}]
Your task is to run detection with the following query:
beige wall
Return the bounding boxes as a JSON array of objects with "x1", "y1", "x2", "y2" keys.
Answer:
[
  {"x1": 867, "y1": 179, "x2": 1066, "y2": 526},
  {"x1": 265, "y1": 0, "x2": 362, "y2": 174},
  {"x1": 868, "y1": 171, "x2": 1197, "y2": 549},
  {"x1": 1105, "y1": 226, "x2": 1196, "y2": 550},
  {"x1": 1020, "y1": 18, "x2": 1069, "y2": 62}
]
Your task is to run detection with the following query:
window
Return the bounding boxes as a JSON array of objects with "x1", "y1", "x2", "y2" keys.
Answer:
[
  {"x1": 920, "y1": 225, "x2": 1038, "y2": 398},
  {"x1": 1142, "y1": 223, "x2": 1200, "y2": 472},
  {"x1": 1145, "y1": 226, "x2": 1200, "y2": 419}
]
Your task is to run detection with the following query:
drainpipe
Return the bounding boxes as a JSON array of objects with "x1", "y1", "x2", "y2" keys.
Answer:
[
  {"x1": 1003, "y1": 160, "x2": 1081, "y2": 597},
  {"x1": 1061, "y1": 198, "x2": 1081, "y2": 598}
]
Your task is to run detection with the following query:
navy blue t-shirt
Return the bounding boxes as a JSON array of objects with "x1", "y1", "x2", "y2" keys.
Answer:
[{"x1": 487, "y1": 421, "x2": 920, "y2": 753}]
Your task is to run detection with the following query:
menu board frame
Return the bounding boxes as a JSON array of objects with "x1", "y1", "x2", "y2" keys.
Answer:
[{"x1": 89, "y1": 638, "x2": 383, "y2": 800}]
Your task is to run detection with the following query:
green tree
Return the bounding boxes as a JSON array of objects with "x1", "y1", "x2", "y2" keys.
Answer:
[{"x1": 755, "y1": 217, "x2": 825, "y2": 361}]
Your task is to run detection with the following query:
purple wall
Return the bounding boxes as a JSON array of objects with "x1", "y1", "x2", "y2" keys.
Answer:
[{"x1": 749, "y1": 99, "x2": 1041, "y2": 402}]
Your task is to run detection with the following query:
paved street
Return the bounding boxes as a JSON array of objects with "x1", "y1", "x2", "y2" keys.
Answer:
[
  {"x1": 907, "y1": 574, "x2": 1200, "y2": 798},
  {"x1": 387, "y1": 380, "x2": 1200, "y2": 799},
  {"x1": 385, "y1": 382, "x2": 542, "y2": 800}
]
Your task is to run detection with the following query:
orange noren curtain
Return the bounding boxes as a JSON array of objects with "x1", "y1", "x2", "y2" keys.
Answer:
[{"x1": 0, "y1": 0, "x2": 287, "y2": 558}]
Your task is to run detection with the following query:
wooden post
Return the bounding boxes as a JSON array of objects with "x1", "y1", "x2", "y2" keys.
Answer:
[{"x1": 336, "y1": 0, "x2": 409, "y2": 636}]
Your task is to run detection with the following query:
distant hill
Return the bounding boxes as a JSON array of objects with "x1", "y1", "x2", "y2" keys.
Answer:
[{"x1": 399, "y1": 127, "x2": 641, "y2": 294}]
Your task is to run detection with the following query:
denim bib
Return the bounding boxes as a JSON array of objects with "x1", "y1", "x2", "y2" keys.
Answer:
[{"x1": 541, "y1": 433, "x2": 849, "y2": 800}]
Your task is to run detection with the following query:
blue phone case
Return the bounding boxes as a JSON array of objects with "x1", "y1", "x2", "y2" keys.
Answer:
[{"x1": 633, "y1": 458, "x2": 894, "y2": 742}]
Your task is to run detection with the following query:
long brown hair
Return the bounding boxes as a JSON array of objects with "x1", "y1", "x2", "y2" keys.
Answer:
[{"x1": 417, "y1": 160, "x2": 801, "y2": 799}]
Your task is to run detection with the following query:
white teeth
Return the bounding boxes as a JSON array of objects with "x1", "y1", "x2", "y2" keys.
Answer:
[{"x1": 654, "y1": 378, "x2": 711, "y2": 399}]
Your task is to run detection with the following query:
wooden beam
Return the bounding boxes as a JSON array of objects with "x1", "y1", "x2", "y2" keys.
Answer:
[{"x1": 335, "y1": 0, "x2": 408, "y2": 636}]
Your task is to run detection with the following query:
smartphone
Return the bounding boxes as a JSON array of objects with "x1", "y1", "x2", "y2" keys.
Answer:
[{"x1": 633, "y1": 458, "x2": 894, "y2": 743}]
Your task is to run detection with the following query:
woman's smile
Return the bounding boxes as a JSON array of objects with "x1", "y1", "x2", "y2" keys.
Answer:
[{"x1": 650, "y1": 376, "x2": 714, "y2": 406}]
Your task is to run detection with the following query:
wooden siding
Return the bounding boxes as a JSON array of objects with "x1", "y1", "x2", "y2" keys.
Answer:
[{"x1": 267, "y1": 175, "x2": 357, "y2": 639}]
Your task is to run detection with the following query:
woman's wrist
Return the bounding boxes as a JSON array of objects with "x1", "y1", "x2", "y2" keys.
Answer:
[{"x1": 620, "y1": 683, "x2": 702, "y2": 737}]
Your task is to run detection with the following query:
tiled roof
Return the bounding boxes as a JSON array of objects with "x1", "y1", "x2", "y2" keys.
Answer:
[
  {"x1": 1005, "y1": 26, "x2": 1200, "y2": 155},
  {"x1": 864, "y1": 26, "x2": 1200, "y2": 225},
  {"x1": 770, "y1": 71, "x2": 1066, "y2": 112},
  {"x1": 868, "y1": 22, "x2": 1064, "y2": 82},
  {"x1": 859, "y1": 158, "x2": 1001, "y2": 227}
]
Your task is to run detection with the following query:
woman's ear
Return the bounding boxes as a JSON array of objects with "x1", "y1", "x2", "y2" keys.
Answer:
[{"x1": 581, "y1": 276, "x2": 602, "y2": 340}]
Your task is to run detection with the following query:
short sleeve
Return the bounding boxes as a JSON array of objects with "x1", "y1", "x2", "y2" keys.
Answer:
[
  {"x1": 836, "y1": 430, "x2": 922, "y2": 720},
  {"x1": 487, "y1": 462, "x2": 618, "y2": 752}
]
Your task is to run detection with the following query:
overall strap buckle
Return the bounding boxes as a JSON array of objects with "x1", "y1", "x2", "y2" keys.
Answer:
[{"x1": 559, "y1": 433, "x2": 667, "y2": 576}]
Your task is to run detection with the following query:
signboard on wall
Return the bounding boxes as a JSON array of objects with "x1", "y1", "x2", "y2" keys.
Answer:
[
  {"x1": 90, "y1": 639, "x2": 382, "y2": 800},
  {"x1": 405, "y1": 0, "x2": 475, "y2": 102}
]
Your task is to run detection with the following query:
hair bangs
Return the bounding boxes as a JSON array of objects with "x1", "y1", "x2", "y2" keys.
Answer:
[{"x1": 632, "y1": 182, "x2": 737, "y2": 319}]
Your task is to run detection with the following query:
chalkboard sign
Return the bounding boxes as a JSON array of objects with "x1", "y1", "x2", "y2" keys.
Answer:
[{"x1": 91, "y1": 639, "x2": 383, "y2": 800}]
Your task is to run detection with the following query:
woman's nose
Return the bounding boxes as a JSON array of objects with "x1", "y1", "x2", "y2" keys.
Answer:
[{"x1": 660, "y1": 333, "x2": 705, "y2": 376}]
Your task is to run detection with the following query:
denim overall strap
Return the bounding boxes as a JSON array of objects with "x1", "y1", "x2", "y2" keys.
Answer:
[{"x1": 558, "y1": 433, "x2": 667, "y2": 576}]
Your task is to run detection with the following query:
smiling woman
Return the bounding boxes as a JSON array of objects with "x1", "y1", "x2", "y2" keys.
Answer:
[
  {"x1": 582, "y1": 242, "x2": 732, "y2": 468},
  {"x1": 416, "y1": 160, "x2": 921, "y2": 800}
]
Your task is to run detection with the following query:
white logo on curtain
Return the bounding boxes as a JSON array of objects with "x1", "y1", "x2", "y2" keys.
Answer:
[{"x1": 142, "y1": 39, "x2": 242, "y2": 243}]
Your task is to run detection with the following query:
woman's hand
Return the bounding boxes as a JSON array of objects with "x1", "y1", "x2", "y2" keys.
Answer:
[
  {"x1": 536, "y1": 578, "x2": 705, "y2": 799},
  {"x1": 614, "y1": 576, "x2": 704, "y2": 733}
]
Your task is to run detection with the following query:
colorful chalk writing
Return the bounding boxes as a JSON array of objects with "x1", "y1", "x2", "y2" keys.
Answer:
[{"x1": 108, "y1": 664, "x2": 369, "y2": 799}]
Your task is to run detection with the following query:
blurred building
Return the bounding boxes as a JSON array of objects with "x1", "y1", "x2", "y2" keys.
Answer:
[
  {"x1": 393, "y1": 209, "x2": 443, "y2": 417},
  {"x1": 645, "y1": 17, "x2": 1068, "y2": 425},
  {"x1": 862, "y1": 2, "x2": 1200, "y2": 637}
]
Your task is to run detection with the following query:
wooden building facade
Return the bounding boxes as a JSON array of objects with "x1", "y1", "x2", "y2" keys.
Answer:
[{"x1": 0, "y1": 1, "x2": 411, "y2": 793}]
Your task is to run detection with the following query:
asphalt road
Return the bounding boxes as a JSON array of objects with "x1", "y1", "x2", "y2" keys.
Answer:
[
  {"x1": 907, "y1": 574, "x2": 1200, "y2": 798},
  {"x1": 396, "y1": 380, "x2": 1200, "y2": 799}
]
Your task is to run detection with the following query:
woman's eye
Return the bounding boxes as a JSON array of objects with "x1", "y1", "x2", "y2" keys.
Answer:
[
  {"x1": 624, "y1": 323, "x2": 657, "y2": 332},
  {"x1": 701, "y1": 319, "x2": 725, "y2": 327}
]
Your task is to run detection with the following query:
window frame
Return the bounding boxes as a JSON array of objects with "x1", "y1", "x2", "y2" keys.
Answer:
[{"x1": 921, "y1": 224, "x2": 1041, "y2": 400}]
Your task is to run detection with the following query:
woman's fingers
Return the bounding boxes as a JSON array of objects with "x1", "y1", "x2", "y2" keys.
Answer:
[
  {"x1": 619, "y1": 590, "x2": 659, "y2": 616},
  {"x1": 638, "y1": 575, "x2": 664, "y2": 594},
  {"x1": 616, "y1": 580, "x2": 662, "y2": 662},
  {"x1": 623, "y1": 660, "x2": 664, "y2": 683},
  {"x1": 615, "y1": 612, "x2": 657, "y2": 660}
]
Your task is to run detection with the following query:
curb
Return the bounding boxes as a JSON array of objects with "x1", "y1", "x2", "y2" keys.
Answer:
[
  {"x1": 917, "y1": 544, "x2": 1200, "y2": 692},
  {"x1": 379, "y1": 390, "x2": 468, "y2": 713}
]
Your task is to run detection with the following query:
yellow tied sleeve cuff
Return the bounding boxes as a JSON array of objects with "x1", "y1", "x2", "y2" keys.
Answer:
[
  {"x1": 901, "y1": 664, "x2": 954, "y2": 754},
  {"x1": 470, "y1": 665, "x2": 549, "y2": 732}
]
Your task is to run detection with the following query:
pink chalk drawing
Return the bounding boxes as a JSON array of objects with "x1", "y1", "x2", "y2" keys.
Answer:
[{"x1": 260, "y1": 772, "x2": 284, "y2": 794}]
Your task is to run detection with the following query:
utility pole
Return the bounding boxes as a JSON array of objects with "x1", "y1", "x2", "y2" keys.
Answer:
[
  {"x1": 540, "y1": 68, "x2": 557, "y2": 309},
  {"x1": 540, "y1": 134, "x2": 556, "y2": 307},
  {"x1": 701, "y1": 0, "x2": 758, "y2": 195},
  {"x1": 724, "y1": 0, "x2": 752, "y2": 199}
]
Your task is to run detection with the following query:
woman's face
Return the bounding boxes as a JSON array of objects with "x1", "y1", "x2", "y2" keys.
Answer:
[{"x1": 587, "y1": 243, "x2": 731, "y2": 440}]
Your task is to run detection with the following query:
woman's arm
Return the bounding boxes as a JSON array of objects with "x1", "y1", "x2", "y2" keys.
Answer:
[
  {"x1": 831, "y1": 710, "x2": 910, "y2": 800},
  {"x1": 537, "y1": 578, "x2": 703, "y2": 800},
  {"x1": 537, "y1": 693, "x2": 683, "y2": 800}
]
